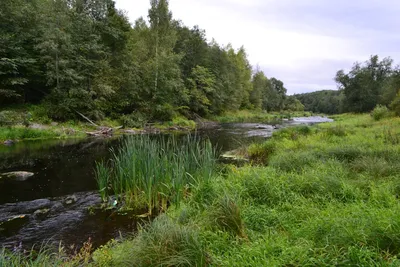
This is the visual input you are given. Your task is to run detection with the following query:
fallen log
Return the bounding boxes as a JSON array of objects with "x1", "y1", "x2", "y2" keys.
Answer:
[{"x1": 86, "y1": 127, "x2": 113, "y2": 137}]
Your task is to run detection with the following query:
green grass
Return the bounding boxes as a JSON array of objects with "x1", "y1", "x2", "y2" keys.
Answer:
[
  {"x1": 0, "y1": 127, "x2": 60, "y2": 142},
  {"x1": 0, "y1": 241, "x2": 93, "y2": 267},
  {"x1": 96, "y1": 134, "x2": 217, "y2": 214},
  {"x1": 5, "y1": 113, "x2": 400, "y2": 266},
  {"x1": 92, "y1": 215, "x2": 208, "y2": 266}
]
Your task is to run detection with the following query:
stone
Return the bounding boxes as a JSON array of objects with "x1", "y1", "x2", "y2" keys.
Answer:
[
  {"x1": 33, "y1": 208, "x2": 50, "y2": 219},
  {"x1": 3, "y1": 140, "x2": 14, "y2": 146},
  {"x1": 64, "y1": 195, "x2": 78, "y2": 205},
  {"x1": 0, "y1": 171, "x2": 34, "y2": 181}
]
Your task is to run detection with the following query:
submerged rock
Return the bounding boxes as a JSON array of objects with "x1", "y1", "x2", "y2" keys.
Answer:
[
  {"x1": 3, "y1": 140, "x2": 14, "y2": 146},
  {"x1": 220, "y1": 151, "x2": 249, "y2": 166},
  {"x1": 0, "y1": 171, "x2": 34, "y2": 181}
]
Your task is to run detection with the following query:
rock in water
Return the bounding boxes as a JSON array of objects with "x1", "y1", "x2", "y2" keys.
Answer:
[
  {"x1": 0, "y1": 171, "x2": 34, "y2": 181},
  {"x1": 3, "y1": 140, "x2": 14, "y2": 146}
]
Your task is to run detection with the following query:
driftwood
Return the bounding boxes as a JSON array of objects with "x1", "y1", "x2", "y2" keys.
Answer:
[
  {"x1": 75, "y1": 111, "x2": 98, "y2": 127},
  {"x1": 75, "y1": 110, "x2": 123, "y2": 137},
  {"x1": 86, "y1": 127, "x2": 113, "y2": 137}
]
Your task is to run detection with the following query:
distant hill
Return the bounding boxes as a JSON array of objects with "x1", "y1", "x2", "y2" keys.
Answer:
[{"x1": 294, "y1": 90, "x2": 344, "y2": 114}]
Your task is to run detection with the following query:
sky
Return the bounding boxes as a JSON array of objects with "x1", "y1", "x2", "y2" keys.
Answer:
[{"x1": 114, "y1": 0, "x2": 400, "y2": 94}]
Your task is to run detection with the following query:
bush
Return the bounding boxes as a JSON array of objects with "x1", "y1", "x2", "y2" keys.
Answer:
[
  {"x1": 272, "y1": 126, "x2": 312, "y2": 140},
  {"x1": 371, "y1": 105, "x2": 389, "y2": 121},
  {"x1": 390, "y1": 92, "x2": 400, "y2": 116},
  {"x1": 0, "y1": 110, "x2": 22, "y2": 126},
  {"x1": 120, "y1": 112, "x2": 148, "y2": 128}
]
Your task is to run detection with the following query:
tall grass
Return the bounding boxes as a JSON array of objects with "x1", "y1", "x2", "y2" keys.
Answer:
[
  {"x1": 96, "y1": 135, "x2": 216, "y2": 214},
  {"x1": 211, "y1": 194, "x2": 247, "y2": 239},
  {"x1": 93, "y1": 215, "x2": 208, "y2": 266}
]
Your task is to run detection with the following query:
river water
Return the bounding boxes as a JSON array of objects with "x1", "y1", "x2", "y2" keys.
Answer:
[{"x1": 0, "y1": 117, "x2": 332, "y2": 250}]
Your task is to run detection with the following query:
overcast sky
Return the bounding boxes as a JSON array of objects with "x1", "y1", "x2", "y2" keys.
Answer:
[{"x1": 114, "y1": 0, "x2": 400, "y2": 94}]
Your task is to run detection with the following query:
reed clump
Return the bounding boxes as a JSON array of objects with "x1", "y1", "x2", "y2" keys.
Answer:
[{"x1": 96, "y1": 135, "x2": 216, "y2": 214}]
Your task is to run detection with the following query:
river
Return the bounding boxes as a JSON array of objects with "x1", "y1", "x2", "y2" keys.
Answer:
[{"x1": 0, "y1": 117, "x2": 332, "y2": 250}]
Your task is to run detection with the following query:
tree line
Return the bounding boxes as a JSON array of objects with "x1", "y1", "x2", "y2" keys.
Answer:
[
  {"x1": 0, "y1": 0, "x2": 303, "y2": 125},
  {"x1": 296, "y1": 55, "x2": 400, "y2": 115}
]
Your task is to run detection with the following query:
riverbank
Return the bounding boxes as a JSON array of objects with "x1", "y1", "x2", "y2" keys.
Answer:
[
  {"x1": 0, "y1": 105, "x2": 198, "y2": 143},
  {"x1": 3, "y1": 113, "x2": 400, "y2": 265},
  {"x1": 0, "y1": 105, "x2": 313, "y2": 143}
]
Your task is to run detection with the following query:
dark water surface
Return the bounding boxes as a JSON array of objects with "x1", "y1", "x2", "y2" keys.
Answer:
[{"x1": 0, "y1": 117, "x2": 332, "y2": 249}]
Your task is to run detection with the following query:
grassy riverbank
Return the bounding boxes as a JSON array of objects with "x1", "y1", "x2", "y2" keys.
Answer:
[
  {"x1": 0, "y1": 105, "x2": 311, "y2": 143},
  {"x1": 2, "y1": 113, "x2": 400, "y2": 266},
  {"x1": 91, "y1": 113, "x2": 400, "y2": 266},
  {"x1": 0, "y1": 105, "x2": 197, "y2": 142}
]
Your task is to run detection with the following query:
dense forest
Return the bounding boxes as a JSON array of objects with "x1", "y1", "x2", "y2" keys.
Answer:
[
  {"x1": 0, "y1": 0, "x2": 304, "y2": 126},
  {"x1": 294, "y1": 90, "x2": 344, "y2": 114},
  {"x1": 296, "y1": 55, "x2": 400, "y2": 115}
]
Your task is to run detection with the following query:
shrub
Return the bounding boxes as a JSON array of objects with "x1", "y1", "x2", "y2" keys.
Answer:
[
  {"x1": 172, "y1": 116, "x2": 196, "y2": 129},
  {"x1": 371, "y1": 104, "x2": 389, "y2": 121},
  {"x1": 120, "y1": 112, "x2": 148, "y2": 128},
  {"x1": 0, "y1": 111, "x2": 22, "y2": 126},
  {"x1": 272, "y1": 126, "x2": 312, "y2": 140},
  {"x1": 389, "y1": 92, "x2": 400, "y2": 116}
]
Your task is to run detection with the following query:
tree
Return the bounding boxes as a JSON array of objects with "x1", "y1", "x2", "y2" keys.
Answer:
[
  {"x1": 284, "y1": 96, "x2": 304, "y2": 112},
  {"x1": 335, "y1": 55, "x2": 393, "y2": 113},
  {"x1": 250, "y1": 70, "x2": 267, "y2": 110},
  {"x1": 0, "y1": 0, "x2": 43, "y2": 105},
  {"x1": 144, "y1": 0, "x2": 185, "y2": 119},
  {"x1": 187, "y1": 65, "x2": 216, "y2": 116}
]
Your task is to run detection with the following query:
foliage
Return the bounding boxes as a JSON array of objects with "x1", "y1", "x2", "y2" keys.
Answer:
[
  {"x1": 248, "y1": 141, "x2": 276, "y2": 165},
  {"x1": 371, "y1": 104, "x2": 389, "y2": 121},
  {"x1": 335, "y1": 55, "x2": 394, "y2": 113},
  {"x1": 295, "y1": 90, "x2": 344, "y2": 114},
  {"x1": 390, "y1": 92, "x2": 400, "y2": 116},
  {"x1": 1, "y1": 0, "x2": 297, "y2": 123}
]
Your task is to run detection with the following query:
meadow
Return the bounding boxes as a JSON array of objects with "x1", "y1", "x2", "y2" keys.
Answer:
[{"x1": 2, "y1": 113, "x2": 400, "y2": 266}]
